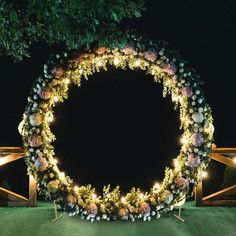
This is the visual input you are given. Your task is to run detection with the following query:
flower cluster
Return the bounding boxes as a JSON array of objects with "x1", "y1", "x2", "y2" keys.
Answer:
[{"x1": 19, "y1": 33, "x2": 214, "y2": 222}]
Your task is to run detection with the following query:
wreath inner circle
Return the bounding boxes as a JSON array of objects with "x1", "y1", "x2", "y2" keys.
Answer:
[{"x1": 19, "y1": 35, "x2": 214, "y2": 222}]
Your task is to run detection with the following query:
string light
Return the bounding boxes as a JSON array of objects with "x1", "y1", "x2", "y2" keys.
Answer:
[
  {"x1": 60, "y1": 172, "x2": 65, "y2": 180},
  {"x1": 47, "y1": 113, "x2": 54, "y2": 122},
  {"x1": 54, "y1": 96, "x2": 59, "y2": 102},
  {"x1": 51, "y1": 158, "x2": 58, "y2": 165},
  {"x1": 97, "y1": 60, "x2": 103, "y2": 67},
  {"x1": 180, "y1": 135, "x2": 187, "y2": 145},
  {"x1": 92, "y1": 193, "x2": 97, "y2": 199},
  {"x1": 233, "y1": 157, "x2": 236, "y2": 164},
  {"x1": 139, "y1": 192, "x2": 144, "y2": 199},
  {"x1": 121, "y1": 196, "x2": 126, "y2": 203},
  {"x1": 201, "y1": 171, "x2": 208, "y2": 178},
  {"x1": 65, "y1": 78, "x2": 70, "y2": 84},
  {"x1": 0, "y1": 157, "x2": 5, "y2": 166},
  {"x1": 134, "y1": 59, "x2": 141, "y2": 67},
  {"x1": 113, "y1": 58, "x2": 120, "y2": 66},
  {"x1": 74, "y1": 185, "x2": 79, "y2": 192},
  {"x1": 153, "y1": 182, "x2": 160, "y2": 190},
  {"x1": 173, "y1": 158, "x2": 179, "y2": 168}
]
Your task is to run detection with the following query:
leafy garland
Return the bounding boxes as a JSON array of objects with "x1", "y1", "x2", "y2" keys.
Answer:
[{"x1": 19, "y1": 33, "x2": 214, "y2": 222}]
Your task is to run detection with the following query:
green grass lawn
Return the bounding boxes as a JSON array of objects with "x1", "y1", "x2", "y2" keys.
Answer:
[{"x1": 0, "y1": 201, "x2": 235, "y2": 236}]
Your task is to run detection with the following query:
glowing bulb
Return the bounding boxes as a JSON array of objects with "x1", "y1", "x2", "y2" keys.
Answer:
[
  {"x1": 60, "y1": 172, "x2": 65, "y2": 179},
  {"x1": 173, "y1": 159, "x2": 179, "y2": 168},
  {"x1": 97, "y1": 60, "x2": 103, "y2": 67},
  {"x1": 121, "y1": 197, "x2": 126, "y2": 203},
  {"x1": 74, "y1": 185, "x2": 79, "y2": 192},
  {"x1": 139, "y1": 192, "x2": 144, "y2": 199},
  {"x1": 47, "y1": 114, "x2": 54, "y2": 122},
  {"x1": 54, "y1": 96, "x2": 59, "y2": 102},
  {"x1": 113, "y1": 58, "x2": 120, "y2": 66},
  {"x1": 51, "y1": 158, "x2": 58, "y2": 165},
  {"x1": 65, "y1": 78, "x2": 70, "y2": 84},
  {"x1": 92, "y1": 193, "x2": 97, "y2": 199},
  {"x1": 135, "y1": 59, "x2": 141, "y2": 67},
  {"x1": 233, "y1": 157, "x2": 236, "y2": 164},
  {"x1": 106, "y1": 193, "x2": 110, "y2": 198},
  {"x1": 0, "y1": 157, "x2": 5, "y2": 166},
  {"x1": 153, "y1": 182, "x2": 160, "y2": 190},
  {"x1": 201, "y1": 171, "x2": 208, "y2": 178},
  {"x1": 180, "y1": 136, "x2": 187, "y2": 145}
]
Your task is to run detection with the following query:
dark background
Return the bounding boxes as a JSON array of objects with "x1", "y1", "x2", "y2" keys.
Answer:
[{"x1": 0, "y1": 0, "x2": 235, "y2": 197}]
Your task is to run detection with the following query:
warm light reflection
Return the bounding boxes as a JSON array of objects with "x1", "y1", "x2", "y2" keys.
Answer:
[
  {"x1": 54, "y1": 96, "x2": 59, "y2": 102},
  {"x1": 201, "y1": 171, "x2": 208, "y2": 178},
  {"x1": 65, "y1": 78, "x2": 70, "y2": 84},
  {"x1": 0, "y1": 157, "x2": 5, "y2": 166},
  {"x1": 233, "y1": 157, "x2": 236, "y2": 164},
  {"x1": 74, "y1": 185, "x2": 79, "y2": 192},
  {"x1": 113, "y1": 58, "x2": 120, "y2": 66},
  {"x1": 121, "y1": 196, "x2": 126, "y2": 203}
]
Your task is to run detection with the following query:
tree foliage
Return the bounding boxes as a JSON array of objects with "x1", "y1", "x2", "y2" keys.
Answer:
[{"x1": 0, "y1": 0, "x2": 145, "y2": 61}]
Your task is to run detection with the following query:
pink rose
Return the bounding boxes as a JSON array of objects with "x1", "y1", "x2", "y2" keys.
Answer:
[
  {"x1": 122, "y1": 44, "x2": 136, "y2": 55},
  {"x1": 34, "y1": 157, "x2": 48, "y2": 172},
  {"x1": 29, "y1": 113, "x2": 43, "y2": 126},
  {"x1": 162, "y1": 63, "x2": 177, "y2": 75},
  {"x1": 118, "y1": 208, "x2": 129, "y2": 219},
  {"x1": 191, "y1": 133, "x2": 204, "y2": 146},
  {"x1": 144, "y1": 49, "x2": 157, "y2": 62},
  {"x1": 86, "y1": 203, "x2": 98, "y2": 218},
  {"x1": 139, "y1": 202, "x2": 151, "y2": 216},
  {"x1": 181, "y1": 87, "x2": 193, "y2": 98},
  {"x1": 175, "y1": 177, "x2": 189, "y2": 190},
  {"x1": 39, "y1": 88, "x2": 51, "y2": 100},
  {"x1": 28, "y1": 135, "x2": 42, "y2": 147},
  {"x1": 186, "y1": 154, "x2": 201, "y2": 167}
]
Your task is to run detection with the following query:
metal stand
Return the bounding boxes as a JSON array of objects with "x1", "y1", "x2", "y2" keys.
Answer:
[
  {"x1": 51, "y1": 201, "x2": 63, "y2": 223},
  {"x1": 174, "y1": 206, "x2": 185, "y2": 223}
]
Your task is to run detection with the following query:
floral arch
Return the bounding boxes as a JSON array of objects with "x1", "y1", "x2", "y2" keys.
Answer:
[{"x1": 19, "y1": 33, "x2": 214, "y2": 222}]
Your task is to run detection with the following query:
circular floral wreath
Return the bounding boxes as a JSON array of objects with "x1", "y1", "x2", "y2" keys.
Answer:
[{"x1": 19, "y1": 33, "x2": 214, "y2": 222}]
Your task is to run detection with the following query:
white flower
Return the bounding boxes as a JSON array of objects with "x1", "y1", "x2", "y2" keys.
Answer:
[{"x1": 192, "y1": 112, "x2": 204, "y2": 123}]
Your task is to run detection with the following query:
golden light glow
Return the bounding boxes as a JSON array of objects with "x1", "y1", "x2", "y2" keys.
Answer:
[
  {"x1": 139, "y1": 192, "x2": 144, "y2": 199},
  {"x1": 113, "y1": 58, "x2": 120, "y2": 66},
  {"x1": 173, "y1": 158, "x2": 179, "y2": 168},
  {"x1": 97, "y1": 60, "x2": 103, "y2": 67},
  {"x1": 121, "y1": 196, "x2": 126, "y2": 203},
  {"x1": 47, "y1": 114, "x2": 54, "y2": 122},
  {"x1": 233, "y1": 157, "x2": 236, "y2": 164},
  {"x1": 153, "y1": 182, "x2": 160, "y2": 190},
  {"x1": 180, "y1": 136, "x2": 187, "y2": 145},
  {"x1": 74, "y1": 185, "x2": 79, "y2": 192},
  {"x1": 51, "y1": 158, "x2": 58, "y2": 165},
  {"x1": 65, "y1": 78, "x2": 70, "y2": 84},
  {"x1": 92, "y1": 193, "x2": 97, "y2": 199},
  {"x1": 60, "y1": 172, "x2": 65, "y2": 179},
  {"x1": 134, "y1": 59, "x2": 141, "y2": 67},
  {"x1": 201, "y1": 171, "x2": 208, "y2": 178},
  {"x1": 54, "y1": 96, "x2": 59, "y2": 102},
  {"x1": 0, "y1": 157, "x2": 5, "y2": 166}
]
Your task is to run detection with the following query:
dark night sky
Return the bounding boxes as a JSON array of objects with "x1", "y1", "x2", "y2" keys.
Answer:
[{"x1": 0, "y1": 0, "x2": 235, "y2": 197}]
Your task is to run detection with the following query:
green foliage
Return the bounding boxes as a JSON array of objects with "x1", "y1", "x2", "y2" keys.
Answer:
[
  {"x1": 0, "y1": 0, "x2": 145, "y2": 61},
  {"x1": 222, "y1": 166, "x2": 236, "y2": 188}
]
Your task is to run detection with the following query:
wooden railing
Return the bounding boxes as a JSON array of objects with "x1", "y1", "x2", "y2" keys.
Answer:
[
  {"x1": 0, "y1": 147, "x2": 37, "y2": 207},
  {"x1": 195, "y1": 148, "x2": 236, "y2": 206}
]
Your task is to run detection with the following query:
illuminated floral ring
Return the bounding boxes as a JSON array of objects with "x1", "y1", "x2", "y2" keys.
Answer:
[{"x1": 19, "y1": 34, "x2": 214, "y2": 222}]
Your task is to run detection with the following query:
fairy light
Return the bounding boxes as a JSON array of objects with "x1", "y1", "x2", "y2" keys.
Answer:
[
  {"x1": 60, "y1": 172, "x2": 65, "y2": 178},
  {"x1": 51, "y1": 158, "x2": 58, "y2": 165},
  {"x1": 121, "y1": 196, "x2": 126, "y2": 203},
  {"x1": 47, "y1": 113, "x2": 54, "y2": 122},
  {"x1": 65, "y1": 78, "x2": 70, "y2": 84},
  {"x1": 113, "y1": 57, "x2": 120, "y2": 66},
  {"x1": 153, "y1": 182, "x2": 160, "y2": 191},
  {"x1": 173, "y1": 158, "x2": 179, "y2": 168},
  {"x1": 0, "y1": 156, "x2": 5, "y2": 166},
  {"x1": 54, "y1": 96, "x2": 59, "y2": 102},
  {"x1": 97, "y1": 60, "x2": 103, "y2": 67},
  {"x1": 233, "y1": 157, "x2": 236, "y2": 164},
  {"x1": 180, "y1": 136, "x2": 187, "y2": 145},
  {"x1": 92, "y1": 193, "x2": 97, "y2": 199},
  {"x1": 201, "y1": 171, "x2": 208, "y2": 178},
  {"x1": 135, "y1": 59, "x2": 141, "y2": 67},
  {"x1": 139, "y1": 192, "x2": 144, "y2": 199},
  {"x1": 74, "y1": 185, "x2": 79, "y2": 192}
]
